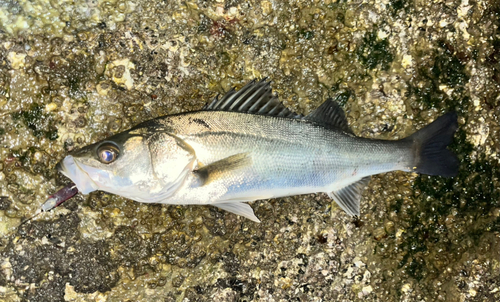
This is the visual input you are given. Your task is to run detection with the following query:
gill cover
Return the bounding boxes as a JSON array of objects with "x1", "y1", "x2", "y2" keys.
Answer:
[{"x1": 147, "y1": 132, "x2": 197, "y2": 188}]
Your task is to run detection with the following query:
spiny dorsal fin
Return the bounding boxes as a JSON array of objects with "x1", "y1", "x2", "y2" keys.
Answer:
[
  {"x1": 194, "y1": 153, "x2": 252, "y2": 185},
  {"x1": 328, "y1": 176, "x2": 371, "y2": 216},
  {"x1": 203, "y1": 78, "x2": 300, "y2": 118},
  {"x1": 304, "y1": 97, "x2": 353, "y2": 134}
]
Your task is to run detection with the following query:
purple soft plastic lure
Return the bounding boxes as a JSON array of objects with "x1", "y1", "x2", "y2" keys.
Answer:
[
  {"x1": 39, "y1": 183, "x2": 78, "y2": 212},
  {"x1": 18, "y1": 183, "x2": 78, "y2": 227}
]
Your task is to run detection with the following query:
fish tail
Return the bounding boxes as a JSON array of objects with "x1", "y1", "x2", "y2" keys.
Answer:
[{"x1": 404, "y1": 112, "x2": 459, "y2": 177}]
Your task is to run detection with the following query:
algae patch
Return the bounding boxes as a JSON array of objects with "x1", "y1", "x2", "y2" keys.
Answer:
[
  {"x1": 357, "y1": 29, "x2": 394, "y2": 71},
  {"x1": 12, "y1": 103, "x2": 58, "y2": 141}
]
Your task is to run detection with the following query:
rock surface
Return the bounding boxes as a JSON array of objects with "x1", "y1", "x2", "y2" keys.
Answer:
[{"x1": 0, "y1": 0, "x2": 499, "y2": 301}]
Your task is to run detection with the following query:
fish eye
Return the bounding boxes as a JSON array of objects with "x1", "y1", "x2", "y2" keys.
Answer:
[{"x1": 97, "y1": 143, "x2": 120, "y2": 164}]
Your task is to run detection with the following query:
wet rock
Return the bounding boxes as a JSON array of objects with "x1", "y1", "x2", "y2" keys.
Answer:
[
  {"x1": 220, "y1": 252, "x2": 240, "y2": 276},
  {"x1": 68, "y1": 240, "x2": 119, "y2": 293},
  {"x1": 22, "y1": 274, "x2": 66, "y2": 302},
  {"x1": 0, "y1": 196, "x2": 11, "y2": 210},
  {"x1": 0, "y1": 0, "x2": 499, "y2": 301},
  {"x1": 0, "y1": 269, "x2": 6, "y2": 287}
]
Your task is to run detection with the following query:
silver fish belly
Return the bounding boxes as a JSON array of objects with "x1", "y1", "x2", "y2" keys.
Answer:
[{"x1": 58, "y1": 79, "x2": 459, "y2": 222}]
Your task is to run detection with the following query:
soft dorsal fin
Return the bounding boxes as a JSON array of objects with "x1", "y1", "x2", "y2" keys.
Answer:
[
  {"x1": 304, "y1": 98, "x2": 353, "y2": 134},
  {"x1": 328, "y1": 177, "x2": 370, "y2": 216},
  {"x1": 203, "y1": 78, "x2": 300, "y2": 118}
]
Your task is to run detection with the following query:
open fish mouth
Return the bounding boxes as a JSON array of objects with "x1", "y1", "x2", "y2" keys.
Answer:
[{"x1": 57, "y1": 155, "x2": 99, "y2": 194}]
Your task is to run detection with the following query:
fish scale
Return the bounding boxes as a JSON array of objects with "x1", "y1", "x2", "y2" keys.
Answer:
[{"x1": 156, "y1": 110, "x2": 411, "y2": 205}]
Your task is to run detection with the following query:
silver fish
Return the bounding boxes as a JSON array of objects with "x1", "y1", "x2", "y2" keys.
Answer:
[{"x1": 57, "y1": 79, "x2": 459, "y2": 222}]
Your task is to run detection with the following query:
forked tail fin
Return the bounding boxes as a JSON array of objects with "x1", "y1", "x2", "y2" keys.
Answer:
[{"x1": 404, "y1": 112, "x2": 459, "y2": 177}]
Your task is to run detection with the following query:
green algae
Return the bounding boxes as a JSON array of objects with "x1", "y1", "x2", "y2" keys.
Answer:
[
  {"x1": 298, "y1": 29, "x2": 314, "y2": 40},
  {"x1": 389, "y1": 0, "x2": 413, "y2": 16},
  {"x1": 433, "y1": 41, "x2": 469, "y2": 88},
  {"x1": 11, "y1": 103, "x2": 58, "y2": 140},
  {"x1": 357, "y1": 30, "x2": 394, "y2": 71},
  {"x1": 390, "y1": 0, "x2": 406, "y2": 12},
  {"x1": 409, "y1": 41, "x2": 470, "y2": 111}
]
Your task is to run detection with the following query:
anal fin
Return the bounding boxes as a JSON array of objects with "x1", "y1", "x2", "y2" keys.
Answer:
[
  {"x1": 328, "y1": 177, "x2": 371, "y2": 216},
  {"x1": 214, "y1": 203, "x2": 261, "y2": 222}
]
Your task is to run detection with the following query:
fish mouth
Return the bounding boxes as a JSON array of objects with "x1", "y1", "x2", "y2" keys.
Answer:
[{"x1": 57, "y1": 155, "x2": 99, "y2": 195}]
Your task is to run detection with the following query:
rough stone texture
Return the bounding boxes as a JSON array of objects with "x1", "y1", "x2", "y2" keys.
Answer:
[{"x1": 0, "y1": 0, "x2": 499, "y2": 301}]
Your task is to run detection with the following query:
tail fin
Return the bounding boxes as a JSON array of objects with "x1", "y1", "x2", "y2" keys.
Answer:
[{"x1": 404, "y1": 112, "x2": 459, "y2": 177}]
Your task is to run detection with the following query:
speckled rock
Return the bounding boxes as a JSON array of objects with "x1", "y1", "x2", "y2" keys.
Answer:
[{"x1": 0, "y1": 0, "x2": 499, "y2": 301}]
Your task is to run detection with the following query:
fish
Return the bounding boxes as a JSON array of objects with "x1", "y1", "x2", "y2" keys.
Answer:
[{"x1": 57, "y1": 79, "x2": 459, "y2": 222}]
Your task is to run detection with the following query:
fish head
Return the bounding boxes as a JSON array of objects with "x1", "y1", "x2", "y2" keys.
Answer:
[
  {"x1": 57, "y1": 131, "x2": 155, "y2": 197},
  {"x1": 57, "y1": 128, "x2": 197, "y2": 201}
]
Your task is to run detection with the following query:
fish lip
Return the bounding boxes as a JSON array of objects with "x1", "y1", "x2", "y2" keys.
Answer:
[{"x1": 58, "y1": 155, "x2": 99, "y2": 194}]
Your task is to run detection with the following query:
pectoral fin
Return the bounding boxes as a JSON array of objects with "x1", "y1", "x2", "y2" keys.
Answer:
[
  {"x1": 194, "y1": 153, "x2": 252, "y2": 185},
  {"x1": 328, "y1": 177, "x2": 371, "y2": 216},
  {"x1": 213, "y1": 202, "x2": 261, "y2": 222}
]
